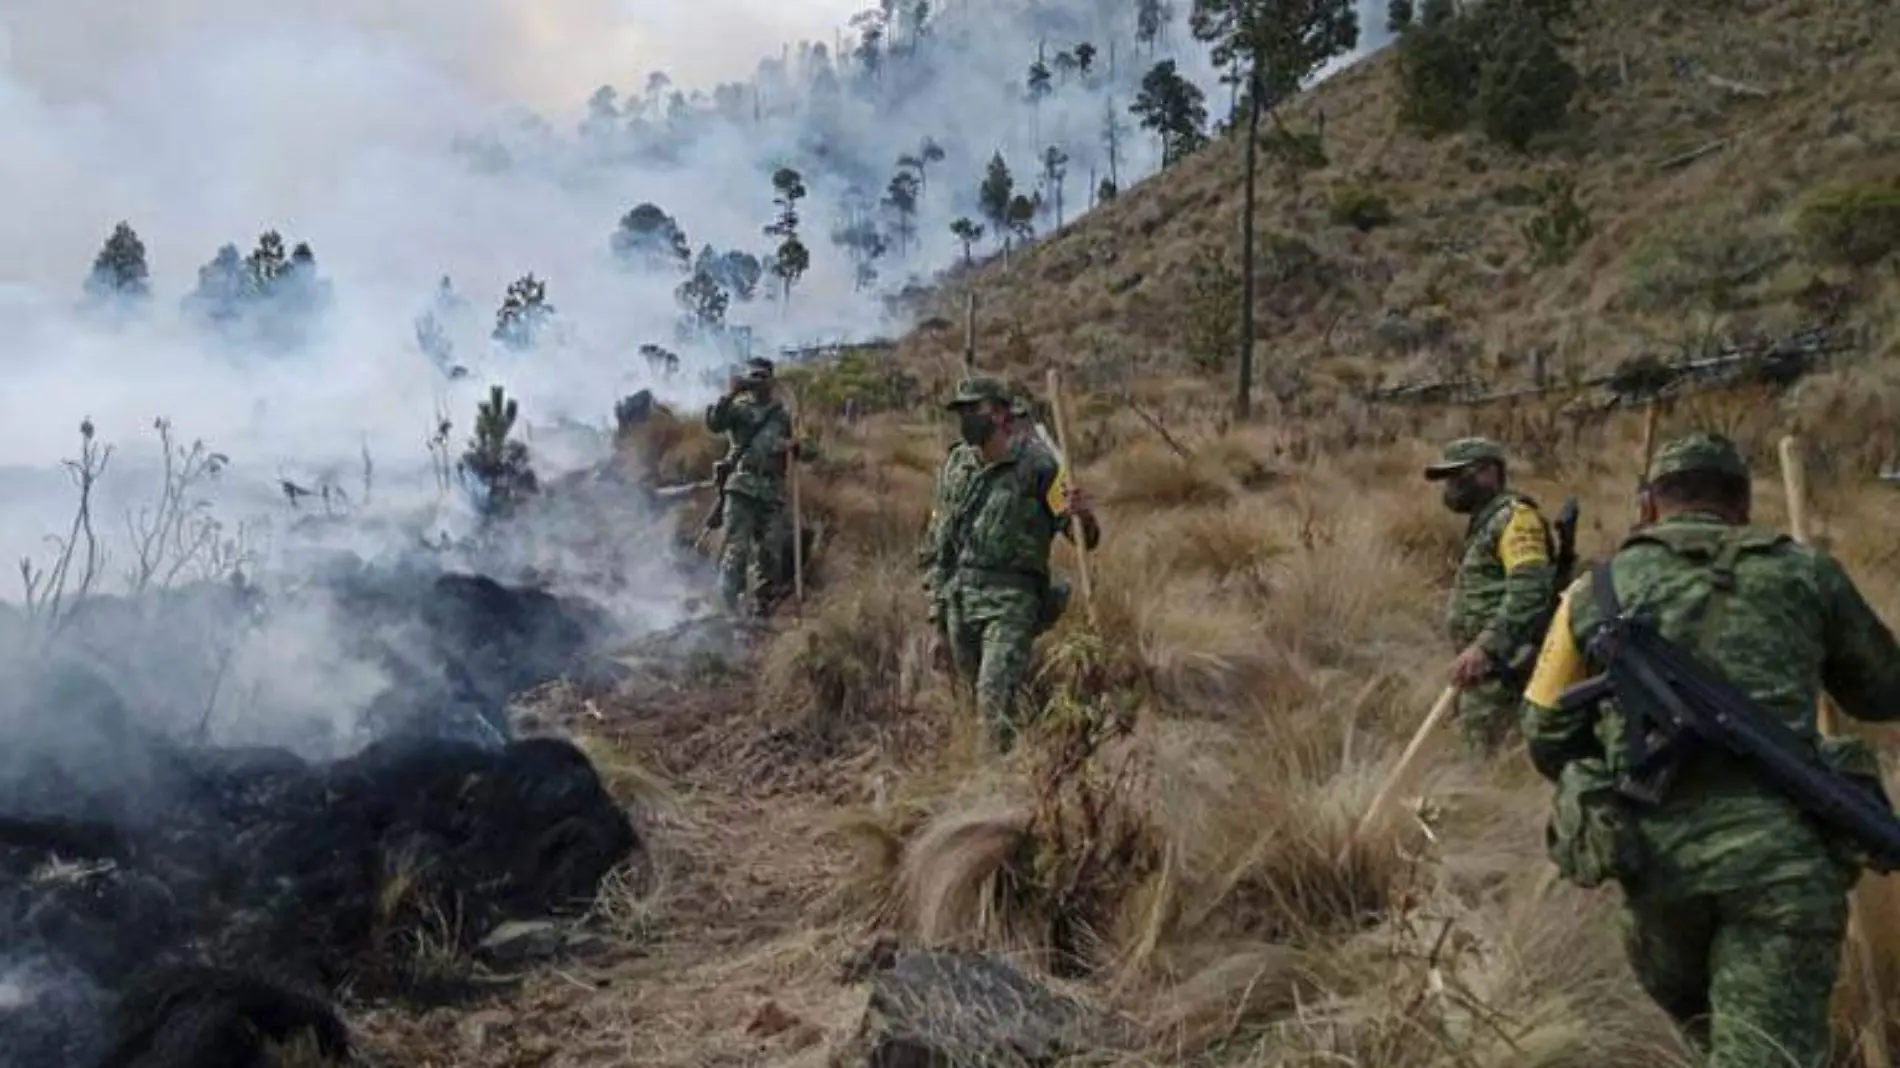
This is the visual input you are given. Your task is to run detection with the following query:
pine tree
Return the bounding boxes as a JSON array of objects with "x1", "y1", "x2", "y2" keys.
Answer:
[
  {"x1": 1040, "y1": 145, "x2": 1069, "y2": 228},
  {"x1": 949, "y1": 217, "x2": 985, "y2": 265},
  {"x1": 764, "y1": 167, "x2": 811, "y2": 305},
  {"x1": 1130, "y1": 60, "x2": 1208, "y2": 166},
  {"x1": 978, "y1": 153, "x2": 1015, "y2": 252},
  {"x1": 884, "y1": 166, "x2": 922, "y2": 254},
  {"x1": 84, "y1": 222, "x2": 150, "y2": 301},
  {"x1": 611, "y1": 203, "x2": 691, "y2": 270},
  {"x1": 458, "y1": 385, "x2": 539, "y2": 521},
  {"x1": 493, "y1": 274, "x2": 554, "y2": 349},
  {"x1": 675, "y1": 269, "x2": 730, "y2": 338},
  {"x1": 1190, "y1": 0, "x2": 1358, "y2": 419}
]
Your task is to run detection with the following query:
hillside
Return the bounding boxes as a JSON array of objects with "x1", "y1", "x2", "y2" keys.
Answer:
[
  {"x1": 893, "y1": 0, "x2": 1898, "y2": 418},
  {"x1": 339, "y1": 2, "x2": 1900, "y2": 1067}
]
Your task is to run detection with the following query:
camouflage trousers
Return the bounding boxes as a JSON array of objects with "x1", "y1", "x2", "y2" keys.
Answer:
[
  {"x1": 943, "y1": 586, "x2": 1041, "y2": 751},
  {"x1": 1620, "y1": 878, "x2": 1847, "y2": 1068},
  {"x1": 1455, "y1": 679, "x2": 1520, "y2": 755},
  {"x1": 718, "y1": 491, "x2": 789, "y2": 614}
]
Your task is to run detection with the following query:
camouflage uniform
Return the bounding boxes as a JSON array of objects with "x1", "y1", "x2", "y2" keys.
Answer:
[
  {"x1": 1521, "y1": 433, "x2": 1900, "y2": 1068},
  {"x1": 705, "y1": 360, "x2": 798, "y2": 615},
  {"x1": 924, "y1": 377, "x2": 1093, "y2": 749},
  {"x1": 1425, "y1": 437, "x2": 1558, "y2": 752}
]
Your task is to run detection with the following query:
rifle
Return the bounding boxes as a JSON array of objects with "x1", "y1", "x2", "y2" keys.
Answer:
[
  {"x1": 1551, "y1": 496, "x2": 1579, "y2": 590},
  {"x1": 1555, "y1": 562, "x2": 1900, "y2": 872}
]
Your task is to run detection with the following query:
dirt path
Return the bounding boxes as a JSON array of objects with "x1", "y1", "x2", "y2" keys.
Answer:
[{"x1": 357, "y1": 667, "x2": 881, "y2": 1068}]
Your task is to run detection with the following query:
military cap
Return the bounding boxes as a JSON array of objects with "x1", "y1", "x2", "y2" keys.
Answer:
[
  {"x1": 945, "y1": 375, "x2": 1013, "y2": 409},
  {"x1": 740, "y1": 357, "x2": 775, "y2": 380},
  {"x1": 1650, "y1": 432, "x2": 1749, "y2": 481},
  {"x1": 1423, "y1": 436, "x2": 1506, "y2": 480}
]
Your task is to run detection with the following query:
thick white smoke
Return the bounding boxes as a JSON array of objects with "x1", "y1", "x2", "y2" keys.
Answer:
[{"x1": 0, "y1": 0, "x2": 1392, "y2": 617}]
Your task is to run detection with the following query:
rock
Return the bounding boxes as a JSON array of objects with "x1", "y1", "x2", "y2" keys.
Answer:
[
  {"x1": 476, "y1": 919, "x2": 609, "y2": 966},
  {"x1": 830, "y1": 950, "x2": 1137, "y2": 1068},
  {"x1": 477, "y1": 920, "x2": 564, "y2": 965}
]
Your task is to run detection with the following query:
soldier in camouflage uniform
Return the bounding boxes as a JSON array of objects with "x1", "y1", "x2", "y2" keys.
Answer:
[
  {"x1": 1425, "y1": 436, "x2": 1559, "y2": 753},
  {"x1": 920, "y1": 396, "x2": 1042, "y2": 663},
  {"x1": 705, "y1": 358, "x2": 805, "y2": 616},
  {"x1": 1521, "y1": 433, "x2": 1900, "y2": 1068},
  {"x1": 924, "y1": 376, "x2": 1099, "y2": 750}
]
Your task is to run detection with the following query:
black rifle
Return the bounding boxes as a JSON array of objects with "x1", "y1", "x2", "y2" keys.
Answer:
[
  {"x1": 1556, "y1": 562, "x2": 1900, "y2": 873},
  {"x1": 1552, "y1": 496, "x2": 1579, "y2": 591}
]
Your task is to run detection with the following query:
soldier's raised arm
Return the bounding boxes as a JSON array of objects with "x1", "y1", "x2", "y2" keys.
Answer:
[
  {"x1": 705, "y1": 383, "x2": 740, "y2": 432},
  {"x1": 1818, "y1": 552, "x2": 1900, "y2": 723}
]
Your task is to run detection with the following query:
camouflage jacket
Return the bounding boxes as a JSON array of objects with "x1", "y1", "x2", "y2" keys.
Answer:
[
  {"x1": 1522, "y1": 514, "x2": 1900, "y2": 894},
  {"x1": 704, "y1": 394, "x2": 792, "y2": 503},
  {"x1": 922, "y1": 439, "x2": 1069, "y2": 619},
  {"x1": 1445, "y1": 489, "x2": 1558, "y2": 670}
]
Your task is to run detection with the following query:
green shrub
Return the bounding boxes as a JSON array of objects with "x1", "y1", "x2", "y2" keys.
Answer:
[
  {"x1": 1182, "y1": 247, "x2": 1241, "y2": 373},
  {"x1": 1521, "y1": 173, "x2": 1594, "y2": 266},
  {"x1": 1473, "y1": 4, "x2": 1578, "y2": 151},
  {"x1": 1795, "y1": 182, "x2": 1900, "y2": 267},
  {"x1": 1395, "y1": 0, "x2": 1578, "y2": 150},
  {"x1": 781, "y1": 350, "x2": 921, "y2": 418},
  {"x1": 1327, "y1": 186, "x2": 1394, "y2": 231}
]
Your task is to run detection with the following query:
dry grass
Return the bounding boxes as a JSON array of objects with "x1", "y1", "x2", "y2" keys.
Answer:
[
  {"x1": 705, "y1": 368, "x2": 1900, "y2": 1068},
  {"x1": 356, "y1": 3, "x2": 1900, "y2": 1063},
  {"x1": 890, "y1": 0, "x2": 1899, "y2": 400}
]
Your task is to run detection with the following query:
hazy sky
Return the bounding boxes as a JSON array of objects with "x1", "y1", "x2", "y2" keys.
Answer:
[{"x1": 2, "y1": 0, "x2": 867, "y2": 113}]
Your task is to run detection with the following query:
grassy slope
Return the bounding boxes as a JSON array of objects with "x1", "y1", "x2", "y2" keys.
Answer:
[
  {"x1": 361, "y1": 2, "x2": 1900, "y2": 1065},
  {"x1": 894, "y1": 0, "x2": 1898, "y2": 412}
]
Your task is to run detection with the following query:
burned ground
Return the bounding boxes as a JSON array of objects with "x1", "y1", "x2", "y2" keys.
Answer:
[{"x1": 0, "y1": 564, "x2": 640, "y2": 1068}]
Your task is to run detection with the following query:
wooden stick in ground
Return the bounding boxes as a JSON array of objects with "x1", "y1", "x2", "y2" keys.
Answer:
[
  {"x1": 1341, "y1": 686, "x2": 1459, "y2": 863},
  {"x1": 787, "y1": 395, "x2": 806, "y2": 618},
  {"x1": 962, "y1": 291, "x2": 977, "y2": 375},
  {"x1": 1043, "y1": 369, "x2": 1094, "y2": 624},
  {"x1": 1635, "y1": 400, "x2": 1662, "y2": 519},
  {"x1": 1778, "y1": 434, "x2": 1889, "y2": 1068}
]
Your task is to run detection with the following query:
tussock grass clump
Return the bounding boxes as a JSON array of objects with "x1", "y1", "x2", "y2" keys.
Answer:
[
  {"x1": 756, "y1": 558, "x2": 934, "y2": 740},
  {"x1": 1101, "y1": 440, "x2": 1239, "y2": 511},
  {"x1": 1796, "y1": 180, "x2": 1900, "y2": 268},
  {"x1": 612, "y1": 402, "x2": 722, "y2": 486}
]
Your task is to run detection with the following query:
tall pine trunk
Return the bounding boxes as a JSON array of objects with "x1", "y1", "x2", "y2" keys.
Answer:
[{"x1": 1235, "y1": 70, "x2": 1262, "y2": 421}]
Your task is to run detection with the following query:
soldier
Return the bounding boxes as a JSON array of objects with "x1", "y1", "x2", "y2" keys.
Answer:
[
  {"x1": 924, "y1": 376, "x2": 1099, "y2": 750},
  {"x1": 922, "y1": 398, "x2": 1039, "y2": 665},
  {"x1": 704, "y1": 357, "x2": 805, "y2": 617},
  {"x1": 1425, "y1": 436, "x2": 1559, "y2": 753},
  {"x1": 1520, "y1": 432, "x2": 1900, "y2": 1068}
]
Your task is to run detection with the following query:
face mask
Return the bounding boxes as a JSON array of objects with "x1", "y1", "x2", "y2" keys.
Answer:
[
  {"x1": 958, "y1": 410, "x2": 997, "y2": 447},
  {"x1": 1441, "y1": 472, "x2": 1487, "y2": 514}
]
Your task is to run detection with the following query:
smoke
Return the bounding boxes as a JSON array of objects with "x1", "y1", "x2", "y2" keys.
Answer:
[{"x1": 0, "y1": 0, "x2": 1393, "y2": 756}]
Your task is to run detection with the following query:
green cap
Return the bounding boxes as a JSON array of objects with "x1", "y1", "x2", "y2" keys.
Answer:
[
  {"x1": 945, "y1": 375, "x2": 1012, "y2": 409},
  {"x1": 1650, "y1": 432, "x2": 1748, "y2": 481},
  {"x1": 1423, "y1": 436, "x2": 1506, "y2": 480},
  {"x1": 740, "y1": 357, "x2": 775, "y2": 381}
]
